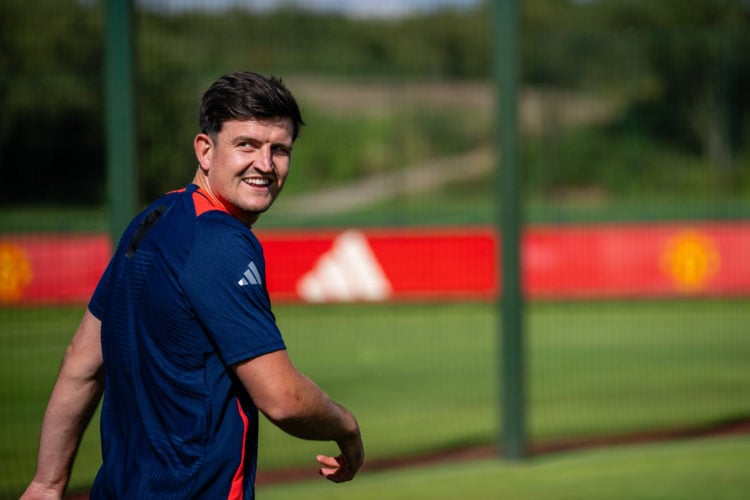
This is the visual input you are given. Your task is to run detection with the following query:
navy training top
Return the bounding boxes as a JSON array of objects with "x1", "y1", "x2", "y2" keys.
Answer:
[{"x1": 88, "y1": 183, "x2": 285, "y2": 499}]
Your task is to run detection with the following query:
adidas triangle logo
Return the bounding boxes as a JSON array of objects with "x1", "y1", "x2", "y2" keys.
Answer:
[
  {"x1": 238, "y1": 261, "x2": 262, "y2": 286},
  {"x1": 297, "y1": 230, "x2": 392, "y2": 302}
]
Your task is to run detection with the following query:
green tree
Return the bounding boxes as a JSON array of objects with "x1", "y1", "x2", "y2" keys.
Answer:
[
  {"x1": 0, "y1": 0, "x2": 104, "y2": 206},
  {"x1": 600, "y1": 0, "x2": 750, "y2": 175}
]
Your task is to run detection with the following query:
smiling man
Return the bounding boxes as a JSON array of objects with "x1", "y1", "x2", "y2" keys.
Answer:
[
  {"x1": 193, "y1": 117, "x2": 293, "y2": 225},
  {"x1": 21, "y1": 72, "x2": 364, "y2": 500}
]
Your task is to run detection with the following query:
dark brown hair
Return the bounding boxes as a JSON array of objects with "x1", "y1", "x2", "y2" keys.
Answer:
[{"x1": 199, "y1": 71, "x2": 304, "y2": 141}]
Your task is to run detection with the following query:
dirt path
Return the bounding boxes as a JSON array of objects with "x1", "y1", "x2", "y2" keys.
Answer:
[
  {"x1": 255, "y1": 417, "x2": 750, "y2": 487},
  {"x1": 278, "y1": 147, "x2": 494, "y2": 216},
  {"x1": 279, "y1": 78, "x2": 618, "y2": 216}
]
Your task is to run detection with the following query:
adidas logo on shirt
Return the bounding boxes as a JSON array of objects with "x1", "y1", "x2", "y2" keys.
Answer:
[{"x1": 238, "y1": 261, "x2": 262, "y2": 286}]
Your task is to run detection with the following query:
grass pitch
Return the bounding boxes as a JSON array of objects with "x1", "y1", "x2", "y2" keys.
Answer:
[
  {"x1": 1, "y1": 300, "x2": 748, "y2": 497},
  {"x1": 257, "y1": 434, "x2": 750, "y2": 499}
]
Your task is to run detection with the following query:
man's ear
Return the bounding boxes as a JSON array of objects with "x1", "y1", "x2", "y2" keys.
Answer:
[{"x1": 194, "y1": 133, "x2": 214, "y2": 172}]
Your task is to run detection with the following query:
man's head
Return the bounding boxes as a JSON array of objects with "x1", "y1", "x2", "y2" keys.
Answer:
[
  {"x1": 199, "y1": 71, "x2": 304, "y2": 143},
  {"x1": 193, "y1": 72, "x2": 304, "y2": 227}
]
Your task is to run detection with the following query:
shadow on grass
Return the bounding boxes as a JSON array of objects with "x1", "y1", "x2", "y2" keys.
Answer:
[{"x1": 254, "y1": 415, "x2": 750, "y2": 487}]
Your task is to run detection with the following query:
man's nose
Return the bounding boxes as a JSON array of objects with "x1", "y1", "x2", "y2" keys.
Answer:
[
  {"x1": 255, "y1": 146, "x2": 273, "y2": 172},
  {"x1": 255, "y1": 145, "x2": 273, "y2": 172}
]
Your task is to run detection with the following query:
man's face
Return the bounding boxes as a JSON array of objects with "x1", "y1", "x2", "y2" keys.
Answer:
[{"x1": 195, "y1": 118, "x2": 294, "y2": 226}]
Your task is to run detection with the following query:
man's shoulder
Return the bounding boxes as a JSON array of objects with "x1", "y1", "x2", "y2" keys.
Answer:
[{"x1": 187, "y1": 213, "x2": 263, "y2": 273}]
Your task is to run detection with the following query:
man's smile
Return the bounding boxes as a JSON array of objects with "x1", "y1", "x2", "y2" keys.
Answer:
[{"x1": 243, "y1": 177, "x2": 272, "y2": 187}]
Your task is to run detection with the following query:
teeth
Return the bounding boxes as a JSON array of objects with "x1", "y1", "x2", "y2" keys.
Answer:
[{"x1": 244, "y1": 178, "x2": 270, "y2": 187}]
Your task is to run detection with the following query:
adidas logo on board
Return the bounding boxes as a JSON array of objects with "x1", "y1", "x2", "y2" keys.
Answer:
[{"x1": 297, "y1": 230, "x2": 391, "y2": 303}]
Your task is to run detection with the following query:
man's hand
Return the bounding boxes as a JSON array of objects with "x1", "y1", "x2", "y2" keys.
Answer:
[
  {"x1": 316, "y1": 432, "x2": 365, "y2": 483},
  {"x1": 317, "y1": 453, "x2": 358, "y2": 483}
]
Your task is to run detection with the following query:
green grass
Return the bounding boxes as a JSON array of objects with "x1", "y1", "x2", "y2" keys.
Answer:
[
  {"x1": 0, "y1": 207, "x2": 109, "y2": 233},
  {"x1": 257, "y1": 434, "x2": 750, "y2": 499},
  {"x1": 6, "y1": 195, "x2": 750, "y2": 234},
  {"x1": 1, "y1": 300, "x2": 749, "y2": 497}
]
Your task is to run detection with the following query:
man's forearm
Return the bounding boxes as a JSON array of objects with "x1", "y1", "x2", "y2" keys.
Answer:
[
  {"x1": 265, "y1": 376, "x2": 364, "y2": 481},
  {"x1": 270, "y1": 384, "x2": 359, "y2": 442},
  {"x1": 27, "y1": 365, "x2": 104, "y2": 496},
  {"x1": 238, "y1": 350, "x2": 359, "y2": 442},
  {"x1": 23, "y1": 310, "x2": 105, "y2": 499},
  {"x1": 236, "y1": 349, "x2": 365, "y2": 481}
]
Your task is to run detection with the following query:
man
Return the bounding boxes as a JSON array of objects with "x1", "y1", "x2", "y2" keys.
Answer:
[{"x1": 22, "y1": 71, "x2": 364, "y2": 499}]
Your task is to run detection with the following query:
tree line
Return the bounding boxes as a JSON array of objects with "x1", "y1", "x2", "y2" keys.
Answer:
[{"x1": 1, "y1": 0, "x2": 748, "y2": 206}]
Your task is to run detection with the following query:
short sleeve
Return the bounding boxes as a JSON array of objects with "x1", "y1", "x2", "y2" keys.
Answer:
[
  {"x1": 180, "y1": 214, "x2": 285, "y2": 366},
  {"x1": 88, "y1": 258, "x2": 114, "y2": 320}
]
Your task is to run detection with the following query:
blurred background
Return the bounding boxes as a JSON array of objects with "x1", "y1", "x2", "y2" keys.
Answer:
[{"x1": 1, "y1": 0, "x2": 749, "y2": 498}]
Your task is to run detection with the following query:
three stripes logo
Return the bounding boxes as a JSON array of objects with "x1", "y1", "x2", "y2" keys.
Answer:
[
  {"x1": 238, "y1": 261, "x2": 262, "y2": 286},
  {"x1": 297, "y1": 230, "x2": 392, "y2": 303}
]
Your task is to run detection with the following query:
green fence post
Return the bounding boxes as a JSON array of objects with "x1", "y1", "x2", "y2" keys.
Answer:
[
  {"x1": 105, "y1": 0, "x2": 136, "y2": 244},
  {"x1": 494, "y1": 0, "x2": 527, "y2": 460}
]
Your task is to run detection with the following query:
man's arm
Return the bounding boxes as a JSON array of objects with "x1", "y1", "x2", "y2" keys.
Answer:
[
  {"x1": 21, "y1": 309, "x2": 105, "y2": 500},
  {"x1": 234, "y1": 350, "x2": 364, "y2": 482}
]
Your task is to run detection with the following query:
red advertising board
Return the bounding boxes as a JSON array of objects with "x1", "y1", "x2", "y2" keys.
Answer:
[
  {"x1": 523, "y1": 222, "x2": 747, "y2": 298},
  {"x1": 261, "y1": 228, "x2": 497, "y2": 302},
  {"x1": 2, "y1": 222, "x2": 749, "y2": 305},
  {"x1": 0, "y1": 233, "x2": 111, "y2": 305}
]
